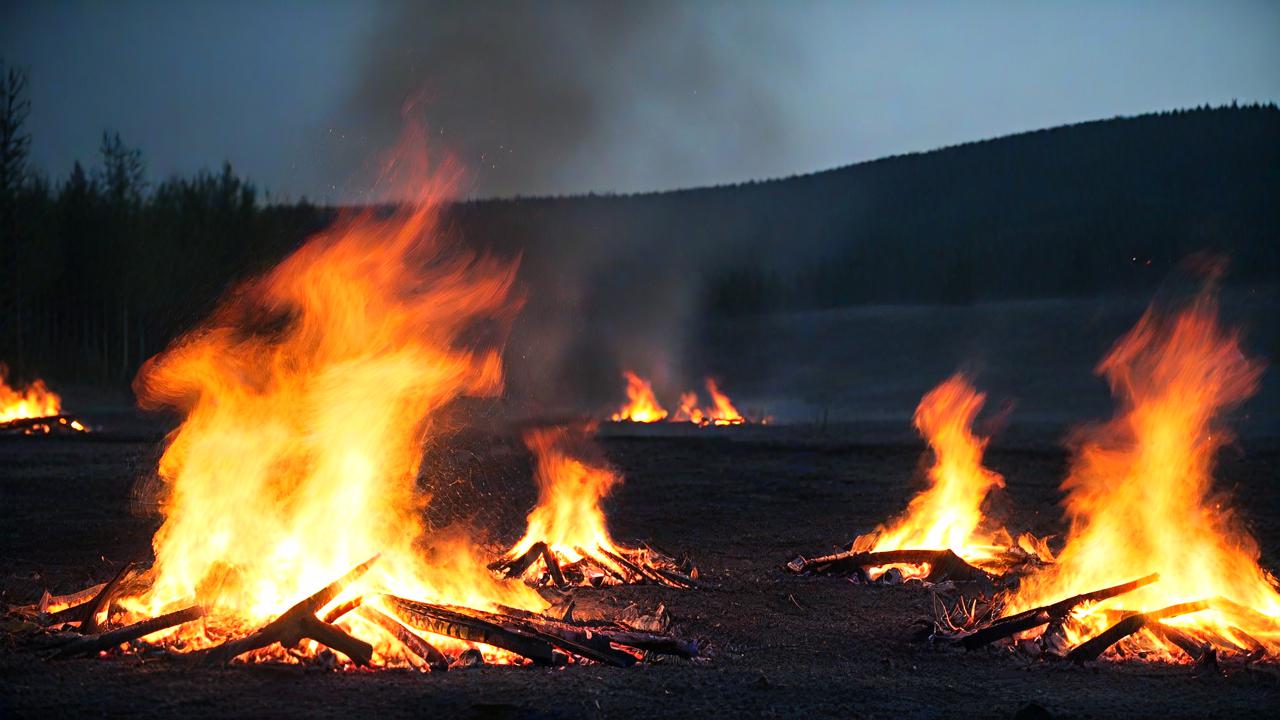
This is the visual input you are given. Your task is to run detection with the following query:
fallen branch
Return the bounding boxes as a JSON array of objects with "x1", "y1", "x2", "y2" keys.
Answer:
[
  {"x1": 1066, "y1": 600, "x2": 1210, "y2": 662},
  {"x1": 788, "y1": 547, "x2": 988, "y2": 582},
  {"x1": 52, "y1": 606, "x2": 205, "y2": 658},
  {"x1": 204, "y1": 554, "x2": 379, "y2": 666}
]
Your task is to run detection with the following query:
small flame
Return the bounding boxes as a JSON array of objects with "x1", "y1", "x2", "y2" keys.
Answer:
[
  {"x1": 673, "y1": 391, "x2": 705, "y2": 424},
  {"x1": 0, "y1": 367, "x2": 62, "y2": 424},
  {"x1": 703, "y1": 378, "x2": 745, "y2": 425},
  {"x1": 861, "y1": 375, "x2": 1035, "y2": 580},
  {"x1": 506, "y1": 426, "x2": 627, "y2": 574},
  {"x1": 610, "y1": 370, "x2": 668, "y2": 422},
  {"x1": 1006, "y1": 288, "x2": 1280, "y2": 658}
]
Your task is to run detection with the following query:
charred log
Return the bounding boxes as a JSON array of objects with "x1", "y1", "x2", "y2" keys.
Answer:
[{"x1": 384, "y1": 595, "x2": 563, "y2": 666}]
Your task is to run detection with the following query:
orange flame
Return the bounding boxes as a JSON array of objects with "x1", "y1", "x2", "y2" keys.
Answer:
[
  {"x1": 673, "y1": 391, "x2": 705, "y2": 424},
  {"x1": 857, "y1": 375, "x2": 1041, "y2": 580},
  {"x1": 506, "y1": 426, "x2": 626, "y2": 573},
  {"x1": 703, "y1": 378, "x2": 745, "y2": 425},
  {"x1": 122, "y1": 148, "x2": 543, "y2": 662},
  {"x1": 1007, "y1": 289, "x2": 1280, "y2": 657},
  {"x1": 610, "y1": 370, "x2": 668, "y2": 422},
  {"x1": 0, "y1": 367, "x2": 62, "y2": 424}
]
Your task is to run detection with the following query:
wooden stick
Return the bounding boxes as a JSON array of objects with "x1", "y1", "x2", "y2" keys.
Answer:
[
  {"x1": 385, "y1": 596, "x2": 562, "y2": 666},
  {"x1": 960, "y1": 611, "x2": 1051, "y2": 650},
  {"x1": 79, "y1": 562, "x2": 136, "y2": 634},
  {"x1": 1066, "y1": 600, "x2": 1210, "y2": 662},
  {"x1": 360, "y1": 606, "x2": 449, "y2": 671},
  {"x1": 539, "y1": 544, "x2": 567, "y2": 587},
  {"x1": 204, "y1": 554, "x2": 380, "y2": 666},
  {"x1": 53, "y1": 606, "x2": 205, "y2": 658},
  {"x1": 1147, "y1": 623, "x2": 1211, "y2": 663}
]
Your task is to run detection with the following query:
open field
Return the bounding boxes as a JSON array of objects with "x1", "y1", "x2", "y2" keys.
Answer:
[{"x1": 3, "y1": 422, "x2": 1278, "y2": 719}]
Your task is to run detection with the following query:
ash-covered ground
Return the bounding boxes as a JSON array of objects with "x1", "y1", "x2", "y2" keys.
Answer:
[{"x1": 2, "y1": 418, "x2": 1278, "y2": 719}]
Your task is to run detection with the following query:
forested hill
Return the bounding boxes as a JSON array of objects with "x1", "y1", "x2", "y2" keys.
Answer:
[
  {"x1": 2, "y1": 103, "x2": 1277, "y2": 384},
  {"x1": 451, "y1": 104, "x2": 1280, "y2": 314}
]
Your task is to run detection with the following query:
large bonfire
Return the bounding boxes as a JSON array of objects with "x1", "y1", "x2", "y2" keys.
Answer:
[
  {"x1": 1002, "y1": 285, "x2": 1280, "y2": 660},
  {"x1": 24, "y1": 141, "x2": 697, "y2": 669},
  {"x1": 116, "y1": 148, "x2": 541, "y2": 663}
]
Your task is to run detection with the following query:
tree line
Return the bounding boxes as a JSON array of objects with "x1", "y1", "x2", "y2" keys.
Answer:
[{"x1": 2, "y1": 56, "x2": 1277, "y2": 386}]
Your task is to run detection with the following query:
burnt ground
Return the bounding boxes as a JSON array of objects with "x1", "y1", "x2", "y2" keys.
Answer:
[{"x1": 2, "y1": 422, "x2": 1279, "y2": 719}]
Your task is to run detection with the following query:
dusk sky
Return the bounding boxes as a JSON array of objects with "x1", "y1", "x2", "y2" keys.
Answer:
[{"x1": 4, "y1": 0, "x2": 1278, "y2": 201}]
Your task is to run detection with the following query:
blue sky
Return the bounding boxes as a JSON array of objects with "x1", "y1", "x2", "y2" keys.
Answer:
[{"x1": 4, "y1": 0, "x2": 1278, "y2": 201}]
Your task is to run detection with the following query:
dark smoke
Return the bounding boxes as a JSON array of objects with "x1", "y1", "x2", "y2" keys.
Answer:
[{"x1": 335, "y1": 0, "x2": 798, "y2": 199}]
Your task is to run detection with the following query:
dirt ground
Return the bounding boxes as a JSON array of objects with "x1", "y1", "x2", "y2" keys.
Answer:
[{"x1": 2, "y1": 419, "x2": 1279, "y2": 719}]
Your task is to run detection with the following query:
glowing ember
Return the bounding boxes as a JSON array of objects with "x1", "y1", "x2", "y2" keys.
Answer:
[
  {"x1": 117, "y1": 143, "x2": 547, "y2": 664},
  {"x1": 0, "y1": 367, "x2": 62, "y2": 424},
  {"x1": 496, "y1": 425, "x2": 697, "y2": 588},
  {"x1": 1005, "y1": 286, "x2": 1280, "y2": 660},
  {"x1": 610, "y1": 370, "x2": 668, "y2": 422}
]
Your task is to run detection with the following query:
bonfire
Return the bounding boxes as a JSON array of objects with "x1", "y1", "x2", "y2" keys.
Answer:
[
  {"x1": 612, "y1": 371, "x2": 756, "y2": 426},
  {"x1": 6, "y1": 139, "x2": 695, "y2": 669},
  {"x1": 787, "y1": 374, "x2": 1051, "y2": 584},
  {"x1": 0, "y1": 367, "x2": 88, "y2": 435},
  {"x1": 491, "y1": 425, "x2": 699, "y2": 588},
  {"x1": 961, "y1": 284, "x2": 1280, "y2": 664}
]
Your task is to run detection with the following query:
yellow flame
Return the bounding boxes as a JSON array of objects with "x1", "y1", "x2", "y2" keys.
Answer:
[
  {"x1": 865, "y1": 374, "x2": 1016, "y2": 578},
  {"x1": 507, "y1": 426, "x2": 625, "y2": 571},
  {"x1": 1007, "y1": 289, "x2": 1280, "y2": 657},
  {"x1": 611, "y1": 370, "x2": 668, "y2": 422}
]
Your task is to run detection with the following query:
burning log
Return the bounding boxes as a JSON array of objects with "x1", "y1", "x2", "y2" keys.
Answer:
[
  {"x1": 788, "y1": 548, "x2": 989, "y2": 583},
  {"x1": 52, "y1": 606, "x2": 205, "y2": 658},
  {"x1": 384, "y1": 596, "x2": 564, "y2": 666},
  {"x1": 1065, "y1": 599, "x2": 1210, "y2": 662},
  {"x1": 203, "y1": 555, "x2": 379, "y2": 666},
  {"x1": 359, "y1": 605, "x2": 449, "y2": 671},
  {"x1": 960, "y1": 573, "x2": 1159, "y2": 649}
]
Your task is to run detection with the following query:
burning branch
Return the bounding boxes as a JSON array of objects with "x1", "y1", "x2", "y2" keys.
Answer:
[{"x1": 203, "y1": 555, "x2": 380, "y2": 666}]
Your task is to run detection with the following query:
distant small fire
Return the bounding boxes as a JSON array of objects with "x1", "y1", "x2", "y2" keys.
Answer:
[
  {"x1": 0, "y1": 367, "x2": 87, "y2": 435},
  {"x1": 612, "y1": 371, "x2": 754, "y2": 426},
  {"x1": 493, "y1": 425, "x2": 698, "y2": 588},
  {"x1": 610, "y1": 371, "x2": 668, "y2": 422},
  {"x1": 0, "y1": 367, "x2": 62, "y2": 424}
]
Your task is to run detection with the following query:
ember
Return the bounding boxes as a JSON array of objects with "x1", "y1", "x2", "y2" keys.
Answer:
[{"x1": 492, "y1": 425, "x2": 699, "y2": 588}]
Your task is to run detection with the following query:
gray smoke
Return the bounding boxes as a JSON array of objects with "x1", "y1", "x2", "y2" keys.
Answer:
[{"x1": 335, "y1": 0, "x2": 799, "y2": 199}]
